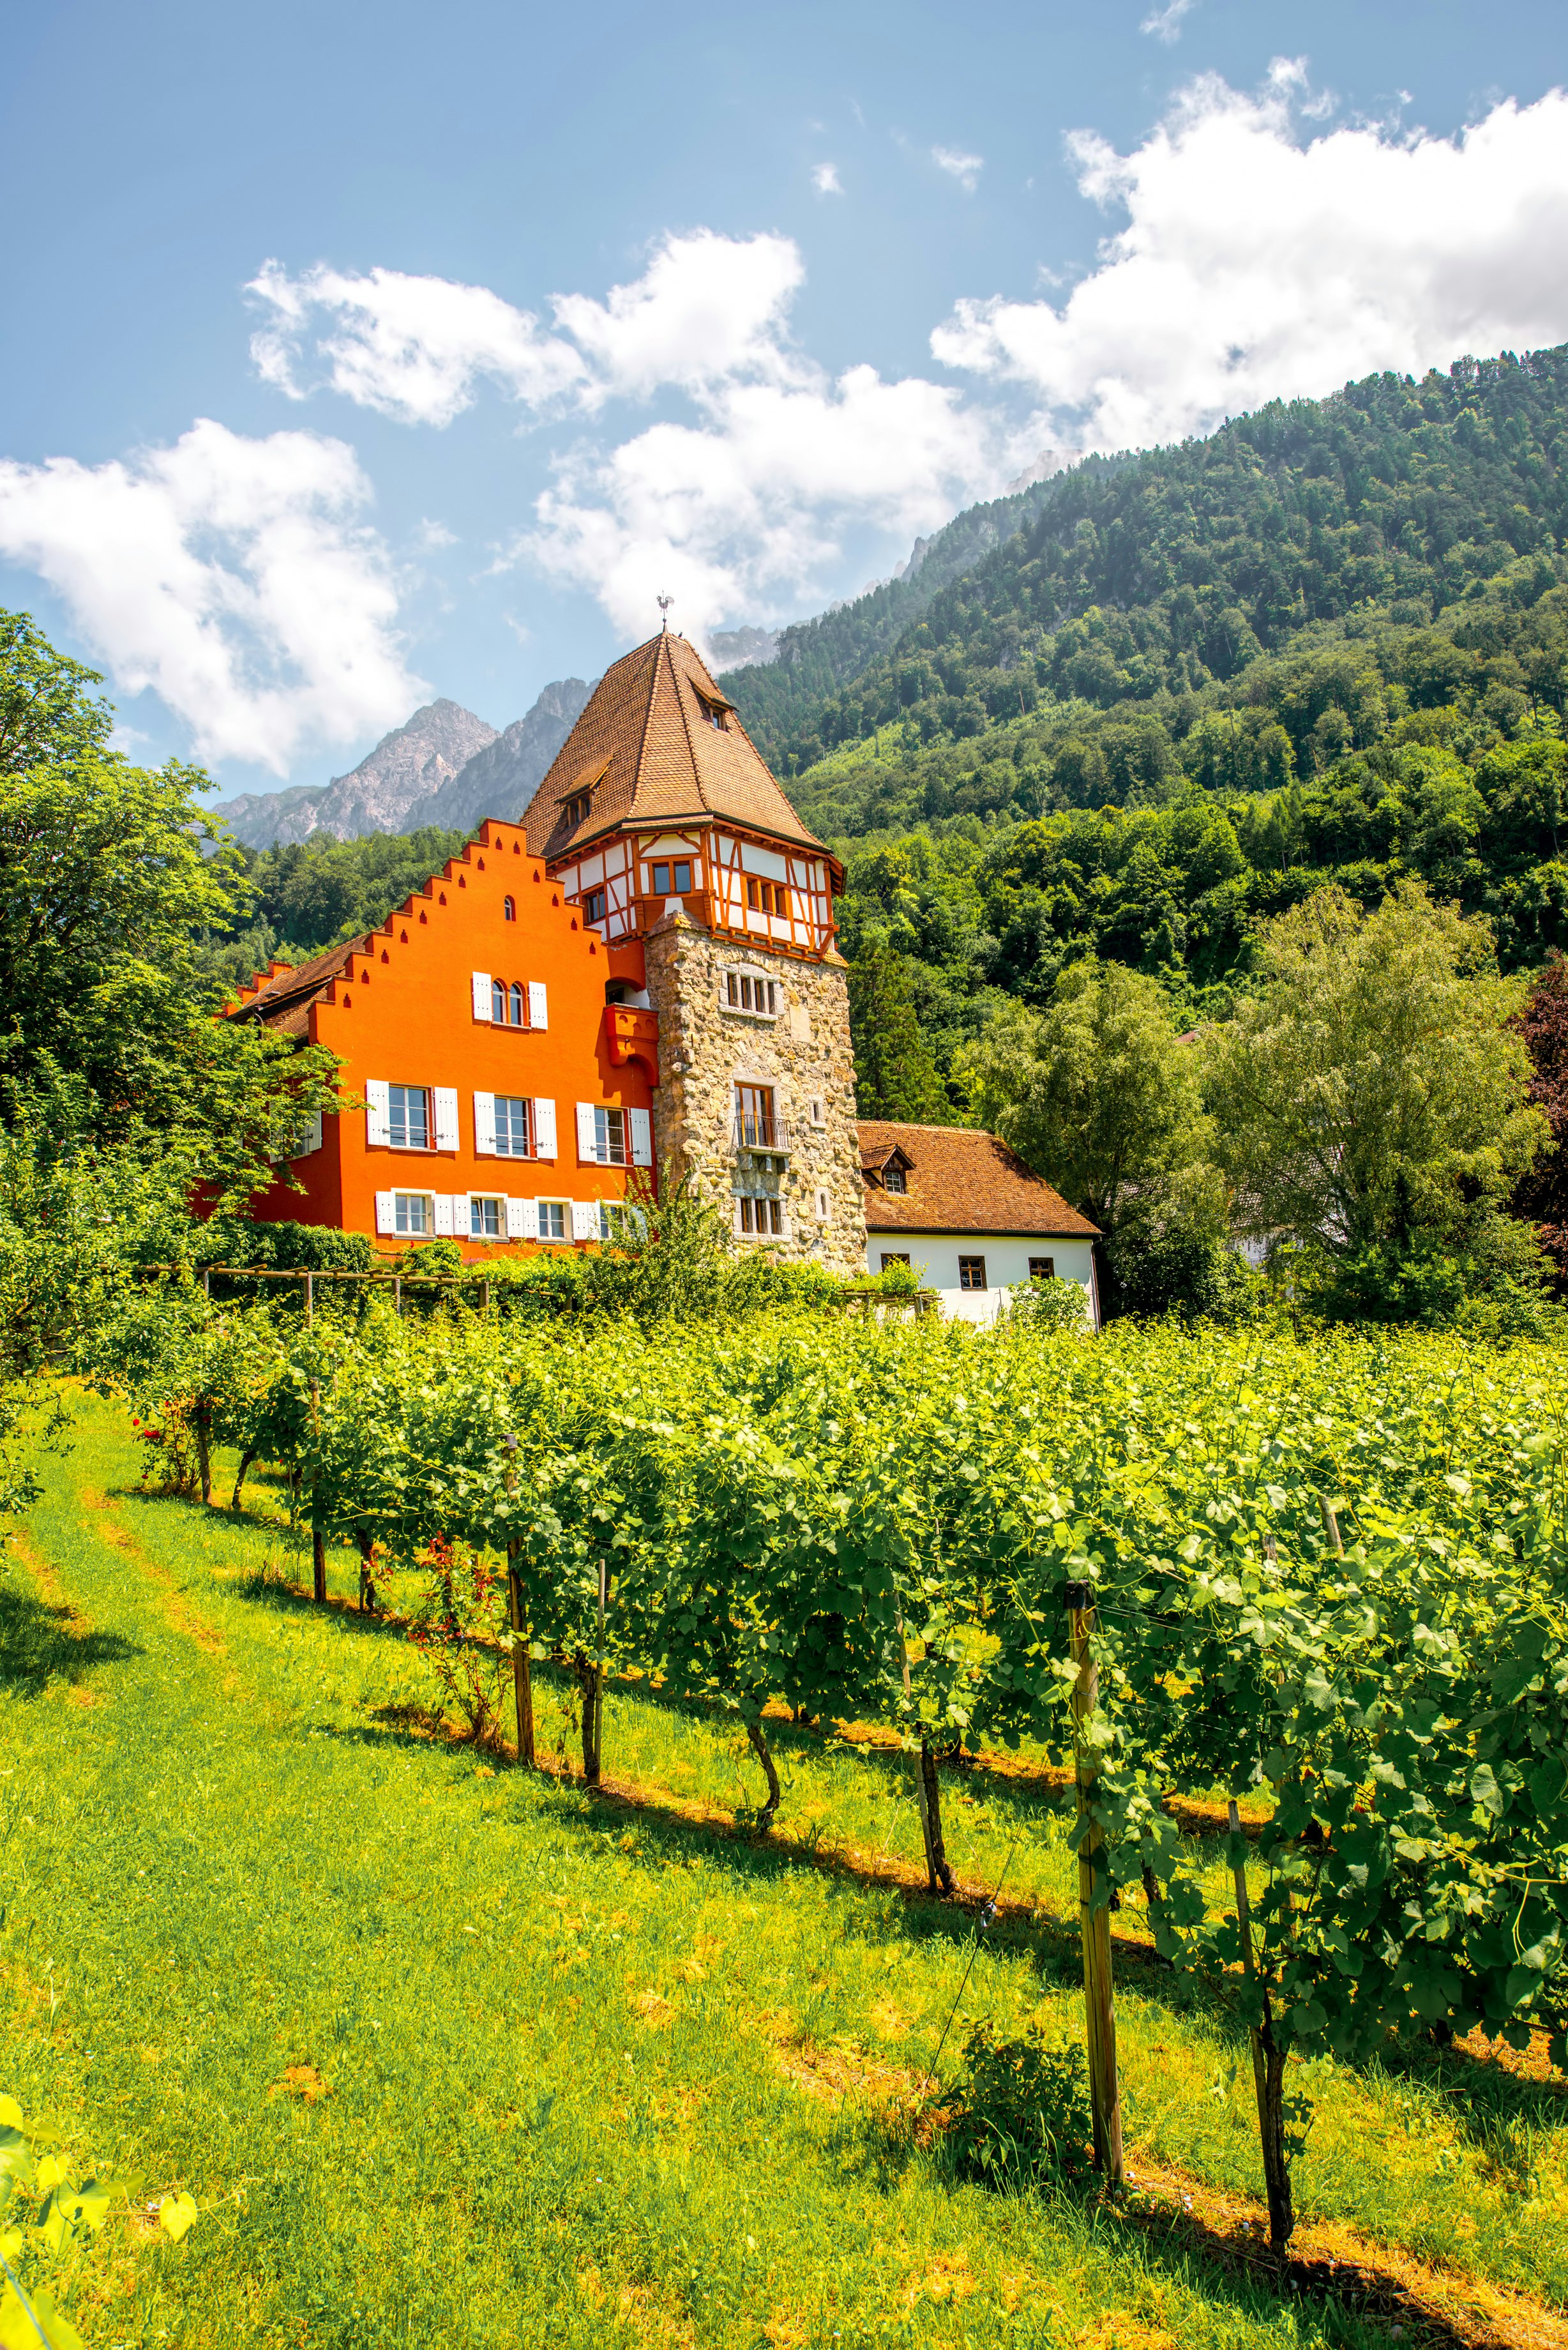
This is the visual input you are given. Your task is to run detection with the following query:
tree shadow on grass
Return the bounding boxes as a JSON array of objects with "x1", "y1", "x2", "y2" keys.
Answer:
[
  {"x1": 311, "y1": 1704, "x2": 1213, "y2": 2003},
  {"x1": 0, "y1": 1582, "x2": 141, "y2": 1699},
  {"x1": 848, "y1": 2119, "x2": 1501, "y2": 2350}
]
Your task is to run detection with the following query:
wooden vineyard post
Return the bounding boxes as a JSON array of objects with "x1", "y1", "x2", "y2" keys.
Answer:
[
  {"x1": 1066, "y1": 1578, "x2": 1124, "y2": 2183},
  {"x1": 306, "y1": 1273, "x2": 326, "y2": 1604},
  {"x1": 898, "y1": 1614, "x2": 953, "y2": 1897},
  {"x1": 504, "y1": 1436, "x2": 534, "y2": 1767},
  {"x1": 1229, "y1": 1798, "x2": 1293, "y2": 2255},
  {"x1": 585, "y1": 1558, "x2": 607, "y2": 1784}
]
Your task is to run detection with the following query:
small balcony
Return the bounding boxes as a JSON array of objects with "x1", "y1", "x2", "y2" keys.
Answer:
[
  {"x1": 603, "y1": 1003, "x2": 660, "y2": 1081},
  {"x1": 734, "y1": 1114, "x2": 793, "y2": 1162}
]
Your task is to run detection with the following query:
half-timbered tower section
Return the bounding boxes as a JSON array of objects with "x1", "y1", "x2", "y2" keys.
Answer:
[
  {"x1": 228, "y1": 822, "x2": 657, "y2": 1255},
  {"x1": 522, "y1": 630, "x2": 867, "y2": 1273}
]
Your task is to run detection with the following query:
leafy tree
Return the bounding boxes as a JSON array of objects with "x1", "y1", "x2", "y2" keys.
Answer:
[
  {"x1": 0, "y1": 609, "x2": 114, "y2": 776},
  {"x1": 0, "y1": 622, "x2": 341, "y2": 1206},
  {"x1": 1208, "y1": 883, "x2": 1548, "y2": 1309},
  {"x1": 960, "y1": 959, "x2": 1214, "y2": 1247},
  {"x1": 847, "y1": 937, "x2": 953, "y2": 1121},
  {"x1": 1511, "y1": 949, "x2": 1568, "y2": 1290},
  {"x1": 236, "y1": 824, "x2": 469, "y2": 953}
]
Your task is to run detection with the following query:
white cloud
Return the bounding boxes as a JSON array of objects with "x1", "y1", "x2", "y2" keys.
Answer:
[
  {"x1": 812, "y1": 162, "x2": 843, "y2": 195},
  {"x1": 251, "y1": 230, "x2": 1001, "y2": 643},
  {"x1": 523, "y1": 365, "x2": 997, "y2": 644},
  {"x1": 932, "y1": 146, "x2": 984, "y2": 192},
  {"x1": 248, "y1": 259, "x2": 585, "y2": 427},
  {"x1": 1140, "y1": 0, "x2": 1195, "y2": 42},
  {"x1": 552, "y1": 231, "x2": 806, "y2": 403},
  {"x1": 0, "y1": 420, "x2": 423, "y2": 772},
  {"x1": 931, "y1": 73, "x2": 1568, "y2": 459}
]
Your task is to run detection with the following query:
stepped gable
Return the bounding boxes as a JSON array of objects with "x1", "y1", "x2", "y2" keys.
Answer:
[
  {"x1": 520, "y1": 630, "x2": 828, "y2": 863},
  {"x1": 228, "y1": 939, "x2": 364, "y2": 1036}
]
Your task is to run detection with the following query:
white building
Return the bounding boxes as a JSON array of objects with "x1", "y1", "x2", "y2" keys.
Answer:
[{"x1": 859, "y1": 1121, "x2": 1101, "y2": 1326}]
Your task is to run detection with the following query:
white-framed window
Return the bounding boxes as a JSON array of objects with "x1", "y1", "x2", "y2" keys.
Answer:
[
  {"x1": 395, "y1": 1192, "x2": 432, "y2": 1236},
  {"x1": 537, "y1": 1200, "x2": 568, "y2": 1243},
  {"x1": 599, "y1": 1201, "x2": 646, "y2": 1242},
  {"x1": 723, "y1": 969, "x2": 778, "y2": 1018},
  {"x1": 648, "y1": 857, "x2": 693, "y2": 895},
  {"x1": 495, "y1": 1096, "x2": 531, "y2": 1156},
  {"x1": 737, "y1": 1195, "x2": 784, "y2": 1237},
  {"x1": 388, "y1": 1085, "x2": 430, "y2": 1150},
  {"x1": 469, "y1": 1195, "x2": 504, "y2": 1240},
  {"x1": 577, "y1": 1103, "x2": 627, "y2": 1165}
]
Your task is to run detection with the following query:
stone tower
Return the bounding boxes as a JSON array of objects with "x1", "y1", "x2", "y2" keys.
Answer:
[{"x1": 518, "y1": 629, "x2": 866, "y2": 1273}]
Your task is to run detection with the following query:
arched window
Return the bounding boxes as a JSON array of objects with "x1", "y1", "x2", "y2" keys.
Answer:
[
  {"x1": 492, "y1": 978, "x2": 507, "y2": 1022},
  {"x1": 503, "y1": 894, "x2": 516, "y2": 921},
  {"x1": 509, "y1": 982, "x2": 525, "y2": 1027}
]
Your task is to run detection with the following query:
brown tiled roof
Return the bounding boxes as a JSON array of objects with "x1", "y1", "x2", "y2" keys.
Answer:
[
  {"x1": 520, "y1": 632, "x2": 829, "y2": 862},
  {"x1": 857, "y1": 1121, "x2": 1099, "y2": 1238},
  {"x1": 228, "y1": 937, "x2": 362, "y2": 1032}
]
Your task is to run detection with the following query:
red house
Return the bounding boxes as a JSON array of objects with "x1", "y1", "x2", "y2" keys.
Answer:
[{"x1": 229, "y1": 628, "x2": 868, "y2": 1267}]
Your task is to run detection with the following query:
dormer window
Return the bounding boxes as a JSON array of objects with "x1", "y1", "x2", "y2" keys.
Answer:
[
  {"x1": 884, "y1": 1166, "x2": 906, "y2": 1195},
  {"x1": 695, "y1": 690, "x2": 730, "y2": 731},
  {"x1": 563, "y1": 792, "x2": 591, "y2": 827}
]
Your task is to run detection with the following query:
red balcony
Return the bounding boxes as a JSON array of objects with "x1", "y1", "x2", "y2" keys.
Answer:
[{"x1": 604, "y1": 1003, "x2": 660, "y2": 1082}]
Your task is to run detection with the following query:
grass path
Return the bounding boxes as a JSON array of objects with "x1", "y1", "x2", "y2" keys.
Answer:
[{"x1": 3, "y1": 1396, "x2": 1565, "y2": 2349}]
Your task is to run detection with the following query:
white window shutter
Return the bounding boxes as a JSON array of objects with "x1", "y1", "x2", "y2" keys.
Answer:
[
  {"x1": 366, "y1": 1079, "x2": 390, "y2": 1148},
  {"x1": 571, "y1": 1199, "x2": 598, "y2": 1242},
  {"x1": 472, "y1": 971, "x2": 492, "y2": 1021},
  {"x1": 505, "y1": 1195, "x2": 528, "y2": 1239},
  {"x1": 629, "y1": 1107, "x2": 652, "y2": 1167},
  {"x1": 532, "y1": 1098, "x2": 557, "y2": 1158},
  {"x1": 474, "y1": 1091, "x2": 496, "y2": 1155},
  {"x1": 528, "y1": 981, "x2": 548, "y2": 1029},
  {"x1": 433, "y1": 1088, "x2": 459, "y2": 1151},
  {"x1": 433, "y1": 1194, "x2": 455, "y2": 1237},
  {"x1": 575, "y1": 1102, "x2": 599, "y2": 1162},
  {"x1": 375, "y1": 1190, "x2": 396, "y2": 1234},
  {"x1": 520, "y1": 1197, "x2": 540, "y2": 1240},
  {"x1": 296, "y1": 1110, "x2": 323, "y2": 1158}
]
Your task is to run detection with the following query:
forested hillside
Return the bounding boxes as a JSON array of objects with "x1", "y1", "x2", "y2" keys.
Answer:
[
  {"x1": 712, "y1": 349, "x2": 1568, "y2": 1089},
  {"x1": 713, "y1": 466, "x2": 1115, "y2": 756},
  {"x1": 735, "y1": 347, "x2": 1568, "y2": 778}
]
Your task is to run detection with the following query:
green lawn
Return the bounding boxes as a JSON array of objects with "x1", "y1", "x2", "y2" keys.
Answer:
[{"x1": 3, "y1": 1395, "x2": 1564, "y2": 2348}]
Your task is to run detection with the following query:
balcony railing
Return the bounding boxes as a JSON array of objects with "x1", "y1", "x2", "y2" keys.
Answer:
[{"x1": 734, "y1": 1115, "x2": 793, "y2": 1157}]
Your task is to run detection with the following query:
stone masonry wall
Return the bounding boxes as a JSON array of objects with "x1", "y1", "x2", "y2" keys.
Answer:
[{"x1": 642, "y1": 909, "x2": 866, "y2": 1275}]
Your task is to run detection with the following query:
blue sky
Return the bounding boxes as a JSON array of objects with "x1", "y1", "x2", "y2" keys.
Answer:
[{"x1": 1, "y1": 0, "x2": 1565, "y2": 801}]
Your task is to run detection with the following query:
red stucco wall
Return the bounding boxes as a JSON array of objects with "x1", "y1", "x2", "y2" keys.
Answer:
[{"x1": 241, "y1": 818, "x2": 655, "y2": 1259}]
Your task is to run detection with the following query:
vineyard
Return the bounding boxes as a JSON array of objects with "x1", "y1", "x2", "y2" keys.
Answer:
[{"x1": 4, "y1": 1301, "x2": 1568, "y2": 2346}]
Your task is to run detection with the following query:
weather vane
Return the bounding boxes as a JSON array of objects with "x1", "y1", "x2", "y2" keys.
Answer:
[{"x1": 657, "y1": 593, "x2": 673, "y2": 632}]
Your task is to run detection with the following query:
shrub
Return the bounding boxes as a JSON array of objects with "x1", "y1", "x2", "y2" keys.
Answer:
[{"x1": 942, "y1": 2023, "x2": 1094, "y2": 2190}]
